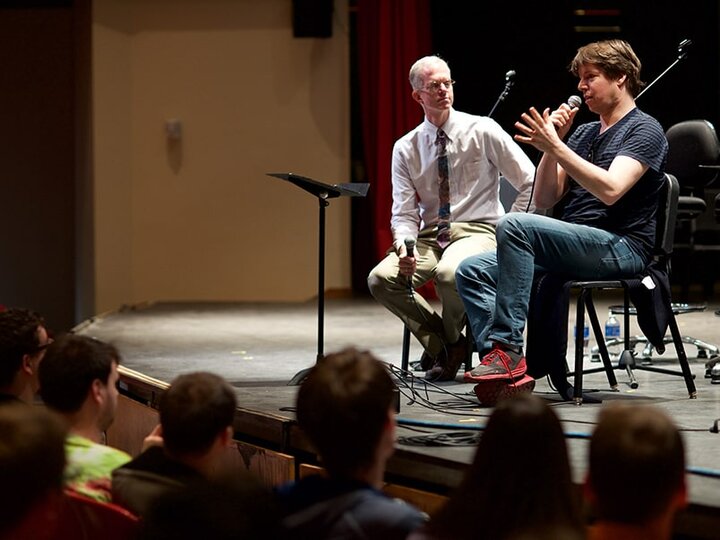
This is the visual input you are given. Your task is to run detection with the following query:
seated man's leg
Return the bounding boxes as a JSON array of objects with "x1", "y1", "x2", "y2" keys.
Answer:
[
  {"x1": 367, "y1": 238, "x2": 445, "y2": 359},
  {"x1": 475, "y1": 212, "x2": 647, "y2": 383},
  {"x1": 428, "y1": 223, "x2": 496, "y2": 380},
  {"x1": 456, "y1": 250, "x2": 499, "y2": 358}
]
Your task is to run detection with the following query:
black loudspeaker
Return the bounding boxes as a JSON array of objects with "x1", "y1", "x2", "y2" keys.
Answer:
[{"x1": 293, "y1": 0, "x2": 333, "y2": 38}]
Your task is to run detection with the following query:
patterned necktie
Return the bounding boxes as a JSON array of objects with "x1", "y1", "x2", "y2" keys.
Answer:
[{"x1": 436, "y1": 129, "x2": 451, "y2": 248}]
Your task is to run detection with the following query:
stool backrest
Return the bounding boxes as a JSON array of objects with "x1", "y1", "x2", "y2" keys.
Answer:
[{"x1": 656, "y1": 173, "x2": 680, "y2": 259}]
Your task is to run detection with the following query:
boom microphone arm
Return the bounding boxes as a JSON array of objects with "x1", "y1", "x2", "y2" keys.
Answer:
[
  {"x1": 636, "y1": 38, "x2": 692, "y2": 100},
  {"x1": 488, "y1": 69, "x2": 516, "y2": 118}
]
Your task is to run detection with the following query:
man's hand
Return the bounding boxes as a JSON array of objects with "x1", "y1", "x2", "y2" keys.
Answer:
[
  {"x1": 141, "y1": 423, "x2": 164, "y2": 452},
  {"x1": 514, "y1": 103, "x2": 579, "y2": 152}
]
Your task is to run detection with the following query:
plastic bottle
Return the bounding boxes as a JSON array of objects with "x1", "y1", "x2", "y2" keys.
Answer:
[
  {"x1": 604, "y1": 310, "x2": 621, "y2": 341},
  {"x1": 574, "y1": 321, "x2": 590, "y2": 354}
]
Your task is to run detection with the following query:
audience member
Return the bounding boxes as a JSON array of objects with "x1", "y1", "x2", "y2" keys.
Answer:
[
  {"x1": 0, "y1": 403, "x2": 67, "y2": 539},
  {"x1": 410, "y1": 393, "x2": 584, "y2": 540},
  {"x1": 0, "y1": 307, "x2": 51, "y2": 404},
  {"x1": 586, "y1": 403, "x2": 686, "y2": 540},
  {"x1": 277, "y1": 347, "x2": 425, "y2": 539},
  {"x1": 112, "y1": 371, "x2": 237, "y2": 516},
  {"x1": 39, "y1": 334, "x2": 131, "y2": 503}
]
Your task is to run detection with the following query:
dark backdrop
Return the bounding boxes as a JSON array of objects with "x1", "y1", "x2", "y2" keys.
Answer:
[{"x1": 429, "y1": 1, "x2": 719, "y2": 138}]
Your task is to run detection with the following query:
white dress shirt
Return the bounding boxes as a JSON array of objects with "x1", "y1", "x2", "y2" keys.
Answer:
[{"x1": 390, "y1": 108, "x2": 535, "y2": 247}]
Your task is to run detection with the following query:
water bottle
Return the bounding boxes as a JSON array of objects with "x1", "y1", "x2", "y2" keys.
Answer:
[
  {"x1": 574, "y1": 321, "x2": 590, "y2": 354},
  {"x1": 604, "y1": 310, "x2": 621, "y2": 341}
]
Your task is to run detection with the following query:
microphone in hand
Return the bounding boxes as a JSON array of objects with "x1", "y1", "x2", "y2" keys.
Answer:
[
  {"x1": 404, "y1": 237, "x2": 416, "y2": 258},
  {"x1": 403, "y1": 237, "x2": 416, "y2": 290},
  {"x1": 552, "y1": 95, "x2": 581, "y2": 133},
  {"x1": 566, "y1": 95, "x2": 582, "y2": 109}
]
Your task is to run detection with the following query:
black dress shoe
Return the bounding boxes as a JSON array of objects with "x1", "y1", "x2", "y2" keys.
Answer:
[
  {"x1": 419, "y1": 350, "x2": 435, "y2": 371},
  {"x1": 425, "y1": 335, "x2": 467, "y2": 382}
]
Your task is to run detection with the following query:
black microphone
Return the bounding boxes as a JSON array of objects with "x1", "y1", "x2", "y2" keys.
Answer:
[
  {"x1": 404, "y1": 237, "x2": 416, "y2": 258},
  {"x1": 505, "y1": 69, "x2": 516, "y2": 82},
  {"x1": 403, "y1": 237, "x2": 416, "y2": 290}
]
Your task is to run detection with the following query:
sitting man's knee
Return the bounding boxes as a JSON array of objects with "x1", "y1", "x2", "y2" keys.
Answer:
[
  {"x1": 496, "y1": 212, "x2": 534, "y2": 245},
  {"x1": 367, "y1": 268, "x2": 383, "y2": 296},
  {"x1": 434, "y1": 263, "x2": 456, "y2": 289}
]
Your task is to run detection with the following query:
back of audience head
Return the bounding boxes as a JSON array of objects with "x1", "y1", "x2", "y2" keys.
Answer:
[
  {"x1": 588, "y1": 403, "x2": 686, "y2": 525},
  {"x1": 427, "y1": 393, "x2": 584, "y2": 540},
  {"x1": 0, "y1": 403, "x2": 67, "y2": 535},
  {"x1": 160, "y1": 371, "x2": 237, "y2": 458},
  {"x1": 39, "y1": 334, "x2": 121, "y2": 430},
  {"x1": 0, "y1": 307, "x2": 50, "y2": 402},
  {"x1": 296, "y1": 347, "x2": 396, "y2": 479}
]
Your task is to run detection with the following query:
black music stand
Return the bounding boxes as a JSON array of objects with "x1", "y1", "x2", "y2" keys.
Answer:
[{"x1": 267, "y1": 173, "x2": 370, "y2": 385}]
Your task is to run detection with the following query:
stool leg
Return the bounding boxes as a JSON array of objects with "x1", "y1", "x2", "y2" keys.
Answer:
[
  {"x1": 464, "y1": 320, "x2": 474, "y2": 372},
  {"x1": 586, "y1": 295, "x2": 618, "y2": 390},
  {"x1": 573, "y1": 291, "x2": 587, "y2": 405},
  {"x1": 667, "y1": 314, "x2": 698, "y2": 399},
  {"x1": 401, "y1": 326, "x2": 411, "y2": 373}
]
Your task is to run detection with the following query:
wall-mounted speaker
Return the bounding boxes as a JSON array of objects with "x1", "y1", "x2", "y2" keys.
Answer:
[{"x1": 293, "y1": 0, "x2": 333, "y2": 38}]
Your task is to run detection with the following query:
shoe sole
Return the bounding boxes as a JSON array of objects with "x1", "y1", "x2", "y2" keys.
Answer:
[
  {"x1": 473, "y1": 375, "x2": 536, "y2": 406},
  {"x1": 464, "y1": 360, "x2": 527, "y2": 382}
]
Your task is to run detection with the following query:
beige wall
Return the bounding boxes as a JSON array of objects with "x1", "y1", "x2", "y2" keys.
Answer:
[{"x1": 93, "y1": 0, "x2": 351, "y2": 314}]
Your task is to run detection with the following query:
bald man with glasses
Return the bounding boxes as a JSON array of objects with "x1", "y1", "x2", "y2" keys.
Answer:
[{"x1": 368, "y1": 55, "x2": 535, "y2": 382}]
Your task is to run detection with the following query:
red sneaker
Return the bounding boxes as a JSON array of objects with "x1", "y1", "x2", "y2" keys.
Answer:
[
  {"x1": 473, "y1": 375, "x2": 536, "y2": 406},
  {"x1": 464, "y1": 343, "x2": 526, "y2": 382}
]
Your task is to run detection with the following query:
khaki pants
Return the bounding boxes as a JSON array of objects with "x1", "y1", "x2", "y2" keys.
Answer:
[{"x1": 367, "y1": 222, "x2": 496, "y2": 357}]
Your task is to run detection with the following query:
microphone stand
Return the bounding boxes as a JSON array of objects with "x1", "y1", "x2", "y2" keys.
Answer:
[
  {"x1": 488, "y1": 69, "x2": 516, "y2": 118},
  {"x1": 637, "y1": 39, "x2": 692, "y2": 100}
]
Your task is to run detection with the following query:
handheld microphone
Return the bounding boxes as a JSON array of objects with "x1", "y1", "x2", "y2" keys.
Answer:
[
  {"x1": 505, "y1": 70, "x2": 516, "y2": 82},
  {"x1": 551, "y1": 96, "x2": 582, "y2": 133},
  {"x1": 403, "y1": 237, "x2": 416, "y2": 291},
  {"x1": 404, "y1": 237, "x2": 416, "y2": 258},
  {"x1": 566, "y1": 95, "x2": 582, "y2": 109}
]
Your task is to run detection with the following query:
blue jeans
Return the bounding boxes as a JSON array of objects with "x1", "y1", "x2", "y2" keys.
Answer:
[{"x1": 456, "y1": 213, "x2": 648, "y2": 354}]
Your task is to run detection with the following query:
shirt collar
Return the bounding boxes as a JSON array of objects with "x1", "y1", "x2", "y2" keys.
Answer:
[{"x1": 423, "y1": 108, "x2": 456, "y2": 141}]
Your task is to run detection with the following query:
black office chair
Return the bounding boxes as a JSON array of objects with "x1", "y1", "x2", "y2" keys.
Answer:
[
  {"x1": 568, "y1": 174, "x2": 697, "y2": 404},
  {"x1": 666, "y1": 119, "x2": 720, "y2": 299}
]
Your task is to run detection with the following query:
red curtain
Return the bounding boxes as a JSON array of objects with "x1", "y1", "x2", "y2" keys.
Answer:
[{"x1": 356, "y1": 0, "x2": 431, "y2": 262}]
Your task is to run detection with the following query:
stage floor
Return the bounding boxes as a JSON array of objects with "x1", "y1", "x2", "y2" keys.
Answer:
[{"x1": 75, "y1": 296, "x2": 720, "y2": 525}]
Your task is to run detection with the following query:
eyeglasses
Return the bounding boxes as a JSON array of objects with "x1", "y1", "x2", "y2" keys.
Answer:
[{"x1": 421, "y1": 79, "x2": 455, "y2": 94}]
